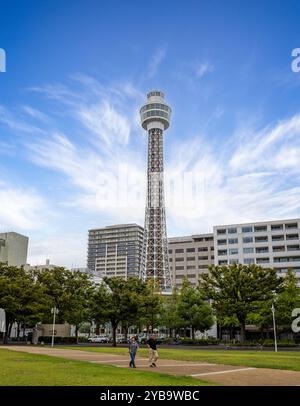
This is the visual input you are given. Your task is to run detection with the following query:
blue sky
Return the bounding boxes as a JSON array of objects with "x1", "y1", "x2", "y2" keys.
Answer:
[{"x1": 1, "y1": 0, "x2": 300, "y2": 267}]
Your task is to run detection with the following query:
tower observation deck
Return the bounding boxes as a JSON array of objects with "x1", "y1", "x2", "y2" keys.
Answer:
[{"x1": 140, "y1": 90, "x2": 172, "y2": 292}]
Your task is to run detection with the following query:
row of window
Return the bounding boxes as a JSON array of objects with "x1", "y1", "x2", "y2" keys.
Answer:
[
  {"x1": 169, "y1": 247, "x2": 213, "y2": 254},
  {"x1": 217, "y1": 223, "x2": 298, "y2": 235},
  {"x1": 218, "y1": 245, "x2": 300, "y2": 256},
  {"x1": 169, "y1": 256, "x2": 211, "y2": 262},
  {"x1": 218, "y1": 256, "x2": 300, "y2": 265},
  {"x1": 171, "y1": 265, "x2": 209, "y2": 271},
  {"x1": 140, "y1": 103, "x2": 171, "y2": 113},
  {"x1": 218, "y1": 234, "x2": 299, "y2": 245}
]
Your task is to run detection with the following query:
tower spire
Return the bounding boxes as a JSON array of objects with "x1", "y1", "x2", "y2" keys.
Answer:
[{"x1": 140, "y1": 90, "x2": 172, "y2": 292}]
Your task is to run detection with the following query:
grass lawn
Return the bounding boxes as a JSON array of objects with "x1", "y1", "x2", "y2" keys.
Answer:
[
  {"x1": 0, "y1": 348, "x2": 213, "y2": 386},
  {"x1": 62, "y1": 346, "x2": 300, "y2": 372}
]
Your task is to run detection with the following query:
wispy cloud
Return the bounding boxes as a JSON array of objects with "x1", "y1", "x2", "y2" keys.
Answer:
[
  {"x1": 1, "y1": 75, "x2": 300, "y2": 265},
  {"x1": 0, "y1": 181, "x2": 47, "y2": 231},
  {"x1": 195, "y1": 62, "x2": 214, "y2": 79},
  {"x1": 147, "y1": 48, "x2": 166, "y2": 79}
]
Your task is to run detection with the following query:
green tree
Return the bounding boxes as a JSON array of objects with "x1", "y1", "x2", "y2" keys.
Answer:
[
  {"x1": 63, "y1": 271, "x2": 95, "y2": 343},
  {"x1": 160, "y1": 287, "x2": 184, "y2": 337},
  {"x1": 90, "y1": 277, "x2": 148, "y2": 347},
  {"x1": 139, "y1": 278, "x2": 163, "y2": 333},
  {"x1": 177, "y1": 278, "x2": 214, "y2": 339},
  {"x1": 0, "y1": 263, "x2": 47, "y2": 343},
  {"x1": 199, "y1": 264, "x2": 283, "y2": 342}
]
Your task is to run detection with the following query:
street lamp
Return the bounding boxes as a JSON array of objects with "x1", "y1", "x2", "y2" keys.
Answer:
[
  {"x1": 271, "y1": 302, "x2": 278, "y2": 352},
  {"x1": 51, "y1": 307, "x2": 59, "y2": 348}
]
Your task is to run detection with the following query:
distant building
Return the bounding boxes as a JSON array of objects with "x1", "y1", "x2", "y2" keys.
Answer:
[
  {"x1": 87, "y1": 224, "x2": 144, "y2": 279},
  {"x1": 0, "y1": 232, "x2": 28, "y2": 267},
  {"x1": 214, "y1": 218, "x2": 300, "y2": 282},
  {"x1": 25, "y1": 258, "x2": 59, "y2": 271},
  {"x1": 168, "y1": 234, "x2": 214, "y2": 287},
  {"x1": 71, "y1": 267, "x2": 103, "y2": 287}
]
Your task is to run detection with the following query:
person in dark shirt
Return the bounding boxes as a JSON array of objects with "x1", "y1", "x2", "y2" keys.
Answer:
[{"x1": 146, "y1": 334, "x2": 158, "y2": 367}]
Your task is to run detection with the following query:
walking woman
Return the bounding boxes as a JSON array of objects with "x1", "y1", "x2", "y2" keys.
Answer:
[{"x1": 129, "y1": 336, "x2": 139, "y2": 368}]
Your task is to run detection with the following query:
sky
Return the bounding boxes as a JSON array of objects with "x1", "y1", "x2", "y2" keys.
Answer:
[{"x1": 1, "y1": 0, "x2": 300, "y2": 268}]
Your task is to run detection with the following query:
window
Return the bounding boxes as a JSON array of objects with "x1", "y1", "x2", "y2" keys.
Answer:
[
  {"x1": 254, "y1": 225, "x2": 267, "y2": 232},
  {"x1": 218, "y1": 260, "x2": 228, "y2": 265},
  {"x1": 229, "y1": 259, "x2": 239, "y2": 264},
  {"x1": 256, "y1": 257, "x2": 270, "y2": 264},
  {"x1": 244, "y1": 258, "x2": 255, "y2": 264},
  {"x1": 272, "y1": 235, "x2": 284, "y2": 241},
  {"x1": 175, "y1": 248, "x2": 184, "y2": 253},
  {"x1": 255, "y1": 247, "x2": 269, "y2": 253},
  {"x1": 285, "y1": 223, "x2": 298, "y2": 229},
  {"x1": 243, "y1": 236, "x2": 253, "y2": 243},
  {"x1": 217, "y1": 229, "x2": 226, "y2": 235},
  {"x1": 255, "y1": 236, "x2": 268, "y2": 243},
  {"x1": 286, "y1": 234, "x2": 299, "y2": 240},
  {"x1": 228, "y1": 227, "x2": 237, "y2": 234},
  {"x1": 217, "y1": 239, "x2": 227, "y2": 245},
  {"x1": 228, "y1": 238, "x2": 238, "y2": 244},
  {"x1": 273, "y1": 246, "x2": 285, "y2": 252},
  {"x1": 271, "y1": 224, "x2": 283, "y2": 231},
  {"x1": 242, "y1": 226, "x2": 253, "y2": 233},
  {"x1": 175, "y1": 266, "x2": 184, "y2": 270},
  {"x1": 198, "y1": 256, "x2": 209, "y2": 260},
  {"x1": 187, "y1": 266, "x2": 195, "y2": 270},
  {"x1": 187, "y1": 256, "x2": 195, "y2": 261},
  {"x1": 205, "y1": 237, "x2": 214, "y2": 241},
  {"x1": 274, "y1": 256, "x2": 300, "y2": 263},
  {"x1": 186, "y1": 247, "x2": 195, "y2": 253},
  {"x1": 168, "y1": 249, "x2": 172, "y2": 254},
  {"x1": 287, "y1": 245, "x2": 300, "y2": 251},
  {"x1": 218, "y1": 250, "x2": 227, "y2": 256},
  {"x1": 169, "y1": 258, "x2": 173, "y2": 262},
  {"x1": 175, "y1": 257, "x2": 184, "y2": 262},
  {"x1": 198, "y1": 247, "x2": 208, "y2": 252},
  {"x1": 229, "y1": 248, "x2": 238, "y2": 255},
  {"x1": 243, "y1": 247, "x2": 254, "y2": 254}
]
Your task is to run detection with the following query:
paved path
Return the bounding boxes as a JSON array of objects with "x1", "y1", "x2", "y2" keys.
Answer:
[{"x1": 1, "y1": 346, "x2": 300, "y2": 386}]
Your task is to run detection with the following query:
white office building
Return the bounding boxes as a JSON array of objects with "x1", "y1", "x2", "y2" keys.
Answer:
[{"x1": 214, "y1": 218, "x2": 300, "y2": 282}]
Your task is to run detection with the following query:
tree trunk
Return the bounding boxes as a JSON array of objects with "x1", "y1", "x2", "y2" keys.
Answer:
[
  {"x1": 240, "y1": 323, "x2": 246, "y2": 343},
  {"x1": 75, "y1": 326, "x2": 79, "y2": 344},
  {"x1": 191, "y1": 327, "x2": 195, "y2": 340},
  {"x1": 112, "y1": 323, "x2": 117, "y2": 347}
]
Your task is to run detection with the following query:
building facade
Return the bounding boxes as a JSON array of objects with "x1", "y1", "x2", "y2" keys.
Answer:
[
  {"x1": 87, "y1": 224, "x2": 144, "y2": 279},
  {"x1": 214, "y1": 218, "x2": 300, "y2": 281},
  {"x1": 168, "y1": 234, "x2": 214, "y2": 288},
  {"x1": 0, "y1": 232, "x2": 28, "y2": 267}
]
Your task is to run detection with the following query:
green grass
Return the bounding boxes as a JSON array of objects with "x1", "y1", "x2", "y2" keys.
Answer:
[
  {"x1": 0, "y1": 348, "x2": 213, "y2": 386},
  {"x1": 62, "y1": 346, "x2": 300, "y2": 372}
]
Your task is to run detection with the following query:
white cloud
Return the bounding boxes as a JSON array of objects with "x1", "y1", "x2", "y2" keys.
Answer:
[
  {"x1": 147, "y1": 48, "x2": 166, "y2": 79},
  {"x1": 2, "y1": 75, "x2": 300, "y2": 266},
  {"x1": 195, "y1": 62, "x2": 214, "y2": 79},
  {"x1": 0, "y1": 182, "x2": 47, "y2": 231}
]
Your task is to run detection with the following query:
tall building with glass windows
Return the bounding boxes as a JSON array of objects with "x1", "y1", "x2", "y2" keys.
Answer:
[
  {"x1": 87, "y1": 224, "x2": 144, "y2": 279},
  {"x1": 213, "y1": 218, "x2": 300, "y2": 283}
]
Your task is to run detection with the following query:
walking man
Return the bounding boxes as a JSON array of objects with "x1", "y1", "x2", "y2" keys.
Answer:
[
  {"x1": 146, "y1": 334, "x2": 158, "y2": 367},
  {"x1": 129, "y1": 336, "x2": 139, "y2": 368}
]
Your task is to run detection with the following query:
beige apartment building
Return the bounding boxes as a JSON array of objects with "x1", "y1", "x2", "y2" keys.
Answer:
[{"x1": 168, "y1": 233, "x2": 214, "y2": 287}]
